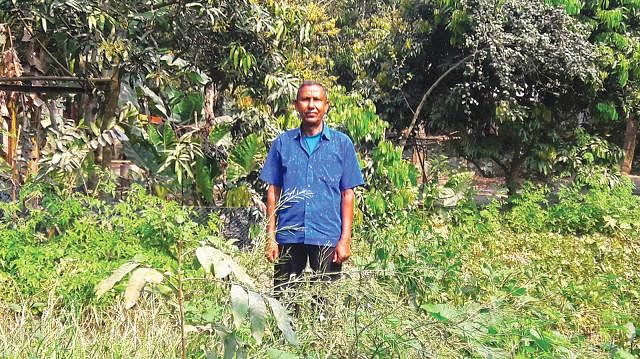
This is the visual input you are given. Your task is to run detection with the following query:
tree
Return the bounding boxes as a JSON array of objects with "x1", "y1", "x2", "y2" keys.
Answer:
[
  {"x1": 550, "y1": 0, "x2": 640, "y2": 175},
  {"x1": 335, "y1": 0, "x2": 600, "y2": 192},
  {"x1": 0, "y1": 0, "x2": 336, "y2": 201}
]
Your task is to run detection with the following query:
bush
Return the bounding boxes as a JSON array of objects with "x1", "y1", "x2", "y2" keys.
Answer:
[{"x1": 0, "y1": 184, "x2": 220, "y2": 306}]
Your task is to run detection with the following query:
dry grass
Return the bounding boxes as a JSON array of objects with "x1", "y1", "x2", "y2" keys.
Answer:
[{"x1": 0, "y1": 294, "x2": 181, "y2": 358}]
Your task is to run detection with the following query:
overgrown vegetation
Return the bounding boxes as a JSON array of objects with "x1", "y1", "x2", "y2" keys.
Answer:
[
  {"x1": 1, "y1": 0, "x2": 639, "y2": 357},
  {"x1": 1, "y1": 179, "x2": 638, "y2": 358}
]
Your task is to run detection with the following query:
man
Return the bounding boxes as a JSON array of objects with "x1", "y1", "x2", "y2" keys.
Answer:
[{"x1": 259, "y1": 81, "x2": 364, "y2": 290}]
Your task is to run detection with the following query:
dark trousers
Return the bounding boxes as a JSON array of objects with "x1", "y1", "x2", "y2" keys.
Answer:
[{"x1": 273, "y1": 244, "x2": 342, "y2": 292}]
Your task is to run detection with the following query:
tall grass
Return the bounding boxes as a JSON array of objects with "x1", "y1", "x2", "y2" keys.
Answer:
[{"x1": 0, "y1": 296, "x2": 179, "y2": 358}]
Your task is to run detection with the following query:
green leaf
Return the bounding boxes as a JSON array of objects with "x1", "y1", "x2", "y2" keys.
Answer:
[
  {"x1": 186, "y1": 71, "x2": 207, "y2": 85},
  {"x1": 596, "y1": 102, "x2": 619, "y2": 122},
  {"x1": 195, "y1": 246, "x2": 255, "y2": 287},
  {"x1": 209, "y1": 124, "x2": 233, "y2": 147},
  {"x1": 266, "y1": 296, "x2": 299, "y2": 347},
  {"x1": 529, "y1": 328, "x2": 551, "y2": 351},
  {"x1": 613, "y1": 348, "x2": 636, "y2": 359},
  {"x1": 118, "y1": 81, "x2": 140, "y2": 108},
  {"x1": 95, "y1": 262, "x2": 139, "y2": 298},
  {"x1": 171, "y1": 92, "x2": 203, "y2": 122},
  {"x1": 195, "y1": 157, "x2": 214, "y2": 203},
  {"x1": 248, "y1": 291, "x2": 267, "y2": 344},
  {"x1": 223, "y1": 333, "x2": 237, "y2": 359},
  {"x1": 123, "y1": 142, "x2": 162, "y2": 173},
  {"x1": 229, "y1": 260, "x2": 255, "y2": 288},
  {"x1": 266, "y1": 348, "x2": 299, "y2": 359},
  {"x1": 228, "y1": 134, "x2": 265, "y2": 182},
  {"x1": 420, "y1": 303, "x2": 459, "y2": 323},
  {"x1": 162, "y1": 124, "x2": 177, "y2": 149},
  {"x1": 230, "y1": 285, "x2": 249, "y2": 330},
  {"x1": 141, "y1": 86, "x2": 169, "y2": 119},
  {"x1": 224, "y1": 185, "x2": 252, "y2": 208}
]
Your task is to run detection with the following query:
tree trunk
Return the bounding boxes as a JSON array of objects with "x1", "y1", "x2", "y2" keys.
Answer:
[
  {"x1": 505, "y1": 142, "x2": 525, "y2": 196},
  {"x1": 100, "y1": 67, "x2": 122, "y2": 166},
  {"x1": 620, "y1": 117, "x2": 638, "y2": 174},
  {"x1": 506, "y1": 159, "x2": 523, "y2": 197},
  {"x1": 202, "y1": 82, "x2": 219, "y2": 138}
]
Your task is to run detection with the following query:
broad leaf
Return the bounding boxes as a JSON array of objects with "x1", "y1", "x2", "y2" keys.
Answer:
[
  {"x1": 95, "y1": 262, "x2": 139, "y2": 298},
  {"x1": 195, "y1": 157, "x2": 214, "y2": 203},
  {"x1": 209, "y1": 124, "x2": 233, "y2": 147},
  {"x1": 195, "y1": 246, "x2": 255, "y2": 287},
  {"x1": 118, "y1": 81, "x2": 140, "y2": 108},
  {"x1": 223, "y1": 333, "x2": 237, "y2": 359},
  {"x1": 141, "y1": 86, "x2": 169, "y2": 119},
  {"x1": 195, "y1": 246, "x2": 233, "y2": 279},
  {"x1": 227, "y1": 134, "x2": 265, "y2": 182},
  {"x1": 123, "y1": 142, "x2": 161, "y2": 173},
  {"x1": 266, "y1": 348, "x2": 299, "y2": 359},
  {"x1": 163, "y1": 124, "x2": 177, "y2": 149},
  {"x1": 248, "y1": 291, "x2": 267, "y2": 344},
  {"x1": 266, "y1": 296, "x2": 299, "y2": 347},
  {"x1": 123, "y1": 268, "x2": 164, "y2": 309},
  {"x1": 230, "y1": 285, "x2": 249, "y2": 330},
  {"x1": 229, "y1": 260, "x2": 255, "y2": 288}
]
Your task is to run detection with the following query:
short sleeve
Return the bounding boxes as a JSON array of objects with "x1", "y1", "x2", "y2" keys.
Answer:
[
  {"x1": 259, "y1": 136, "x2": 283, "y2": 187},
  {"x1": 340, "y1": 137, "x2": 365, "y2": 190}
]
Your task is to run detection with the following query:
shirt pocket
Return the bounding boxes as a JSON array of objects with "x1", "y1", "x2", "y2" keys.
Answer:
[{"x1": 317, "y1": 163, "x2": 341, "y2": 187}]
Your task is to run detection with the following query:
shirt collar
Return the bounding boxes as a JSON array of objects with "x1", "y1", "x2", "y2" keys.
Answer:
[{"x1": 294, "y1": 123, "x2": 332, "y2": 140}]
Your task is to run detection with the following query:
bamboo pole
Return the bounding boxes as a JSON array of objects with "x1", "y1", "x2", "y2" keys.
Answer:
[{"x1": 7, "y1": 99, "x2": 17, "y2": 201}]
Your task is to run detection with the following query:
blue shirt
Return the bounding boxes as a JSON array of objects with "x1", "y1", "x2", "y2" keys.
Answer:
[{"x1": 259, "y1": 125, "x2": 365, "y2": 247}]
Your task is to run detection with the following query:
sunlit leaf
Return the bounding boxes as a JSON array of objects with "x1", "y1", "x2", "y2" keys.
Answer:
[
  {"x1": 266, "y1": 348, "x2": 299, "y2": 359},
  {"x1": 248, "y1": 291, "x2": 267, "y2": 344},
  {"x1": 266, "y1": 296, "x2": 299, "y2": 347},
  {"x1": 195, "y1": 246, "x2": 254, "y2": 287},
  {"x1": 230, "y1": 284, "x2": 249, "y2": 329},
  {"x1": 195, "y1": 246, "x2": 233, "y2": 279},
  {"x1": 95, "y1": 262, "x2": 139, "y2": 298},
  {"x1": 123, "y1": 268, "x2": 164, "y2": 309}
]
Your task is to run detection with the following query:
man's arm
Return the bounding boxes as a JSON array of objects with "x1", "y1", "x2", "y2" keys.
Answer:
[
  {"x1": 265, "y1": 184, "x2": 281, "y2": 262},
  {"x1": 333, "y1": 188, "x2": 355, "y2": 264}
]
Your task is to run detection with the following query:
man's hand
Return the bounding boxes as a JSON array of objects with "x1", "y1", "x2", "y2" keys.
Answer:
[
  {"x1": 266, "y1": 240, "x2": 279, "y2": 262},
  {"x1": 333, "y1": 239, "x2": 351, "y2": 264}
]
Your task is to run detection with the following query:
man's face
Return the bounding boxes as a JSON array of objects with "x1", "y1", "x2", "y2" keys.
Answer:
[{"x1": 294, "y1": 85, "x2": 329, "y2": 128}]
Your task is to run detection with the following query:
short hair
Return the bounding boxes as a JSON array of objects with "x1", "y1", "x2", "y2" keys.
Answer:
[{"x1": 296, "y1": 80, "x2": 328, "y2": 101}]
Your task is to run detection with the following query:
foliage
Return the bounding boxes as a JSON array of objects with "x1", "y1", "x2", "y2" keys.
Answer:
[
  {"x1": 363, "y1": 181, "x2": 640, "y2": 358},
  {"x1": 327, "y1": 88, "x2": 421, "y2": 223},
  {"x1": 332, "y1": 0, "x2": 632, "y2": 189},
  {"x1": 436, "y1": 0, "x2": 600, "y2": 190},
  {"x1": 1, "y1": 178, "x2": 639, "y2": 357}
]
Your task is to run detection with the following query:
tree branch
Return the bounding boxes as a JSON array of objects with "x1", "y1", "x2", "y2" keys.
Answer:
[
  {"x1": 490, "y1": 154, "x2": 508, "y2": 175},
  {"x1": 17, "y1": 16, "x2": 75, "y2": 77},
  {"x1": 399, "y1": 53, "x2": 476, "y2": 151},
  {"x1": 467, "y1": 157, "x2": 492, "y2": 178},
  {"x1": 0, "y1": 84, "x2": 91, "y2": 93}
]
